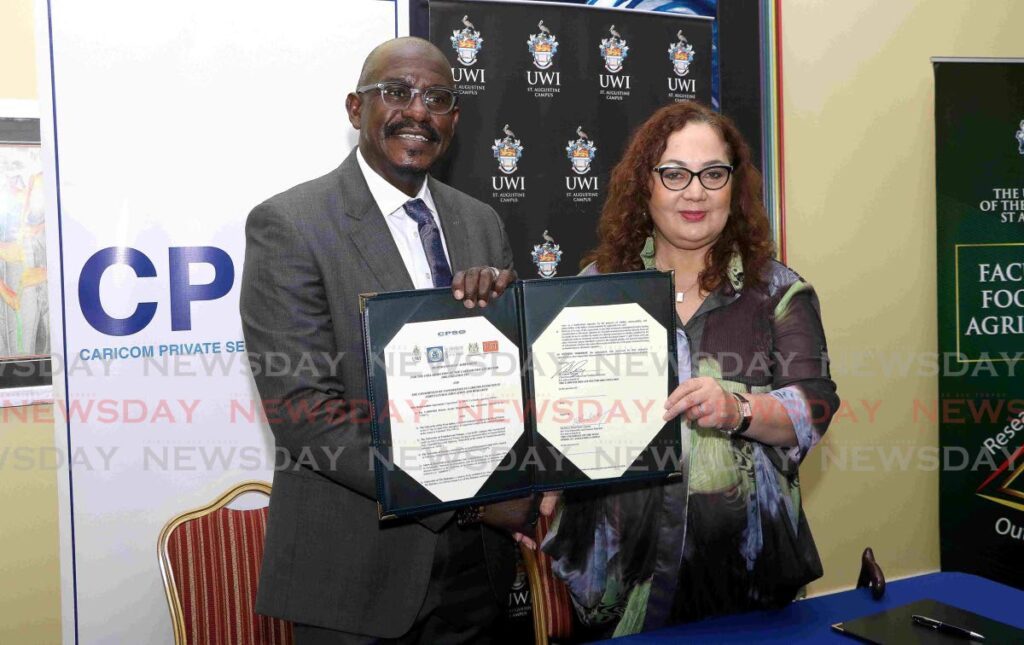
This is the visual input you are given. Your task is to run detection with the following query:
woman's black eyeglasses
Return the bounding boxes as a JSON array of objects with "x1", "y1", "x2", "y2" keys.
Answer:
[{"x1": 652, "y1": 164, "x2": 733, "y2": 191}]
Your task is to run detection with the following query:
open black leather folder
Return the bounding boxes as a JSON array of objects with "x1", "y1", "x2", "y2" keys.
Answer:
[
  {"x1": 360, "y1": 271, "x2": 683, "y2": 519},
  {"x1": 832, "y1": 598, "x2": 1023, "y2": 644}
]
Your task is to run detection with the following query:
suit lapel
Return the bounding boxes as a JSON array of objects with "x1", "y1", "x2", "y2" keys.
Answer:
[
  {"x1": 429, "y1": 177, "x2": 472, "y2": 272},
  {"x1": 338, "y1": 152, "x2": 415, "y2": 292}
]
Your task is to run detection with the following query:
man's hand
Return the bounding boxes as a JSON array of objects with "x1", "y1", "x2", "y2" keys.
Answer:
[
  {"x1": 452, "y1": 266, "x2": 516, "y2": 309},
  {"x1": 479, "y1": 495, "x2": 535, "y2": 541}
]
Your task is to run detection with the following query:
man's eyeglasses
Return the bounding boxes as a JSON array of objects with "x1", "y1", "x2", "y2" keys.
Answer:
[
  {"x1": 652, "y1": 164, "x2": 734, "y2": 191},
  {"x1": 355, "y1": 82, "x2": 459, "y2": 115}
]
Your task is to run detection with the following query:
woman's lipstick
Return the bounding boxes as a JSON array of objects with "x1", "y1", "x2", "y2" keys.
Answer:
[{"x1": 679, "y1": 210, "x2": 706, "y2": 222}]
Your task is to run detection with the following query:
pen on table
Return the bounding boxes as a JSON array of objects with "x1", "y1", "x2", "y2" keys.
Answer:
[{"x1": 912, "y1": 614, "x2": 986, "y2": 641}]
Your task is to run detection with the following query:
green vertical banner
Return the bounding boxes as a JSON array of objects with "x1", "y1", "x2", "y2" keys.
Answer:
[{"x1": 935, "y1": 59, "x2": 1024, "y2": 589}]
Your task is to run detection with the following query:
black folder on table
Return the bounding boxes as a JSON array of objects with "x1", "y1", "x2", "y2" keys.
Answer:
[
  {"x1": 360, "y1": 271, "x2": 682, "y2": 519},
  {"x1": 832, "y1": 598, "x2": 1023, "y2": 644}
]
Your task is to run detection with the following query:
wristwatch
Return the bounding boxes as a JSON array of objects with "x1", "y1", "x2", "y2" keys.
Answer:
[{"x1": 724, "y1": 392, "x2": 752, "y2": 437}]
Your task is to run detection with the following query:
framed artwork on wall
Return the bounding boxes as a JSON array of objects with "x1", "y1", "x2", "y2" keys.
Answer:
[{"x1": 0, "y1": 117, "x2": 52, "y2": 406}]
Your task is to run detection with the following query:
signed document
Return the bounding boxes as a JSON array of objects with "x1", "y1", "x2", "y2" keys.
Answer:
[
  {"x1": 361, "y1": 271, "x2": 681, "y2": 518},
  {"x1": 531, "y1": 303, "x2": 668, "y2": 480},
  {"x1": 382, "y1": 317, "x2": 524, "y2": 505}
]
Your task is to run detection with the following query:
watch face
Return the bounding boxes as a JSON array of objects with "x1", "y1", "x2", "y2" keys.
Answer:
[
  {"x1": 730, "y1": 393, "x2": 752, "y2": 436},
  {"x1": 721, "y1": 393, "x2": 753, "y2": 436}
]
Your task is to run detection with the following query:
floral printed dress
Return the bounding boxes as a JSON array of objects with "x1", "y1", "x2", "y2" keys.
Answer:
[{"x1": 541, "y1": 239, "x2": 840, "y2": 639}]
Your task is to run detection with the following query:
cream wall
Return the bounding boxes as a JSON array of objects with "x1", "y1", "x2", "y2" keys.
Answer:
[
  {"x1": 0, "y1": 0, "x2": 37, "y2": 99},
  {"x1": 0, "y1": 411, "x2": 61, "y2": 644},
  {"x1": 784, "y1": 0, "x2": 1024, "y2": 594},
  {"x1": 1, "y1": 0, "x2": 1022, "y2": 640},
  {"x1": 1, "y1": 0, "x2": 61, "y2": 642}
]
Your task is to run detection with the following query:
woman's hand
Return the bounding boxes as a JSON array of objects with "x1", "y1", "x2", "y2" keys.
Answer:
[
  {"x1": 511, "y1": 491, "x2": 561, "y2": 550},
  {"x1": 663, "y1": 376, "x2": 739, "y2": 430},
  {"x1": 666, "y1": 381, "x2": 801, "y2": 446},
  {"x1": 538, "y1": 490, "x2": 561, "y2": 517}
]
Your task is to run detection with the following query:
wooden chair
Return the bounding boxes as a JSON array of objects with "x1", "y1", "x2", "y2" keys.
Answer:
[
  {"x1": 158, "y1": 480, "x2": 293, "y2": 645},
  {"x1": 521, "y1": 514, "x2": 575, "y2": 645}
]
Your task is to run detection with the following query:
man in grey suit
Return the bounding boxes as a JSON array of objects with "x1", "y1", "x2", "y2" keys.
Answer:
[{"x1": 240, "y1": 37, "x2": 520, "y2": 643}]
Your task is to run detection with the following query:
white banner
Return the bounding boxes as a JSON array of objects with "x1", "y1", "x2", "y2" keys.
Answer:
[{"x1": 36, "y1": 1, "x2": 403, "y2": 642}]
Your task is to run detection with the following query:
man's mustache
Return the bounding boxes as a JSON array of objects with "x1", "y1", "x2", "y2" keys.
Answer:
[{"x1": 385, "y1": 120, "x2": 440, "y2": 142}]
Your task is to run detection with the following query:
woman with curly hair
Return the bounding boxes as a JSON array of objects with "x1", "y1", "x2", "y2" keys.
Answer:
[{"x1": 540, "y1": 101, "x2": 839, "y2": 638}]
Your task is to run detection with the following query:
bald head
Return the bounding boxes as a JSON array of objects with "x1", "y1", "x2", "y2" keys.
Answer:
[
  {"x1": 346, "y1": 36, "x2": 460, "y2": 196},
  {"x1": 358, "y1": 37, "x2": 453, "y2": 87}
]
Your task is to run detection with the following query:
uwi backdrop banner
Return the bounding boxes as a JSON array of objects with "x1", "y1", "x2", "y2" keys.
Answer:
[
  {"x1": 430, "y1": 0, "x2": 713, "y2": 276},
  {"x1": 935, "y1": 58, "x2": 1024, "y2": 590},
  {"x1": 36, "y1": 1, "x2": 403, "y2": 642}
]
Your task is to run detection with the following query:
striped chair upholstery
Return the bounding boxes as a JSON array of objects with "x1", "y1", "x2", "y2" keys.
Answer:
[
  {"x1": 522, "y1": 514, "x2": 574, "y2": 644},
  {"x1": 159, "y1": 481, "x2": 293, "y2": 645}
]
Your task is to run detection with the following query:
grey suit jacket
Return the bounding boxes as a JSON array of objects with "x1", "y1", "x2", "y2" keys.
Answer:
[{"x1": 240, "y1": 148, "x2": 516, "y2": 636}]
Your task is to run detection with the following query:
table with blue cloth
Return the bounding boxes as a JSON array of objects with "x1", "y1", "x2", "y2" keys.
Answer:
[{"x1": 597, "y1": 572, "x2": 1024, "y2": 643}]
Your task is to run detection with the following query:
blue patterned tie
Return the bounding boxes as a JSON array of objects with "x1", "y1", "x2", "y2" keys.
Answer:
[{"x1": 403, "y1": 198, "x2": 453, "y2": 288}]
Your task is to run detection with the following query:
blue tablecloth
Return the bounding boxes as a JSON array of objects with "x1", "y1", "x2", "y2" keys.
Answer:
[{"x1": 599, "y1": 572, "x2": 1024, "y2": 643}]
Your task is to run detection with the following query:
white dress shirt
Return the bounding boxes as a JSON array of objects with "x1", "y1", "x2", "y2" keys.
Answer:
[{"x1": 356, "y1": 148, "x2": 452, "y2": 289}]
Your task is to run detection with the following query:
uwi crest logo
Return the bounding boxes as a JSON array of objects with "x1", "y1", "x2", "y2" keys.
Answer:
[
  {"x1": 532, "y1": 230, "x2": 563, "y2": 278},
  {"x1": 492, "y1": 124, "x2": 524, "y2": 175},
  {"x1": 450, "y1": 15, "x2": 483, "y2": 66},
  {"x1": 599, "y1": 25, "x2": 628, "y2": 73},
  {"x1": 566, "y1": 126, "x2": 597, "y2": 175},
  {"x1": 528, "y1": 20, "x2": 558, "y2": 70},
  {"x1": 668, "y1": 30, "x2": 695, "y2": 77}
]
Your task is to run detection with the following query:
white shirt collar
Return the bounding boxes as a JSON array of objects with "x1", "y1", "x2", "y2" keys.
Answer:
[{"x1": 356, "y1": 147, "x2": 436, "y2": 218}]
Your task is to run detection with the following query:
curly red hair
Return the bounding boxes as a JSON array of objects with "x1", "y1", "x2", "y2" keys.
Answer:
[{"x1": 583, "y1": 101, "x2": 774, "y2": 292}]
